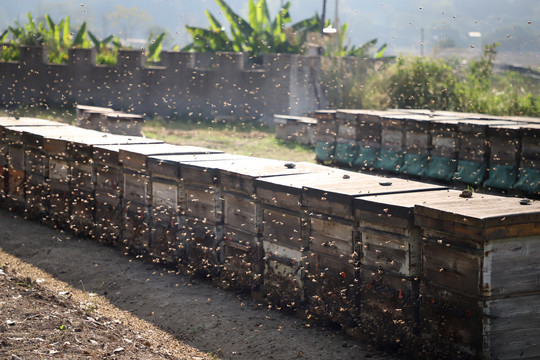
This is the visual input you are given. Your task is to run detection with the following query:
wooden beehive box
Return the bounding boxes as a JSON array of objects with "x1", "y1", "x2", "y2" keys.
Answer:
[
  {"x1": 100, "y1": 112, "x2": 145, "y2": 136},
  {"x1": 273, "y1": 114, "x2": 317, "y2": 145},
  {"x1": 3, "y1": 124, "x2": 83, "y2": 214},
  {"x1": 484, "y1": 124, "x2": 523, "y2": 191},
  {"x1": 520, "y1": 124, "x2": 540, "y2": 170},
  {"x1": 147, "y1": 152, "x2": 244, "y2": 267},
  {"x1": 75, "y1": 105, "x2": 115, "y2": 130},
  {"x1": 68, "y1": 135, "x2": 163, "y2": 237},
  {"x1": 119, "y1": 144, "x2": 223, "y2": 256},
  {"x1": 173, "y1": 155, "x2": 252, "y2": 276},
  {"x1": 302, "y1": 171, "x2": 445, "y2": 325},
  {"x1": 453, "y1": 119, "x2": 518, "y2": 187},
  {"x1": 313, "y1": 110, "x2": 338, "y2": 139},
  {"x1": 217, "y1": 159, "x2": 326, "y2": 290},
  {"x1": 92, "y1": 142, "x2": 166, "y2": 245},
  {"x1": 374, "y1": 113, "x2": 408, "y2": 173},
  {"x1": 313, "y1": 110, "x2": 338, "y2": 163},
  {"x1": 254, "y1": 166, "x2": 335, "y2": 306},
  {"x1": 219, "y1": 159, "x2": 324, "y2": 234},
  {"x1": 429, "y1": 118, "x2": 461, "y2": 158},
  {"x1": 414, "y1": 191, "x2": 540, "y2": 358},
  {"x1": 0, "y1": 119, "x2": 68, "y2": 211},
  {"x1": 487, "y1": 124, "x2": 522, "y2": 167},
  {"x1": 352, "y1": 189, "x2": 448, "y2": 346}
]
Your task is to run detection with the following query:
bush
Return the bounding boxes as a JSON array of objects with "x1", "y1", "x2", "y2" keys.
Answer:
[
  {"x1": 362, "y1": 56, "x2": 460, "y2": 111},
  {"x1": 361, "y1": 43, "x2": 540, "y2": 117}
]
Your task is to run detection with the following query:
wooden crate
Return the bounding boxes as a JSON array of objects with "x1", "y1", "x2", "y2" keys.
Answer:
[{"x1": 415, "y1": 190, "x2": 540, "y2": 358}]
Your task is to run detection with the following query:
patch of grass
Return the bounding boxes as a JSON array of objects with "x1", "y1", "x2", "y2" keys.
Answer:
[
  {"x1": 143, "y1": 116, "x2": 316, "y2": 163},
  {"x1": 1, "y1": 105, "x2": 75, "y2": 124}
]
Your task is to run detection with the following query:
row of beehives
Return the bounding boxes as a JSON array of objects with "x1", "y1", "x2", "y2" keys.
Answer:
[
  {"x1": 313, "y1": 109, "x2": 540, "y2": 196},
  {"x1": 1, "y1": 117, "x2": 540, "y2": 359}
]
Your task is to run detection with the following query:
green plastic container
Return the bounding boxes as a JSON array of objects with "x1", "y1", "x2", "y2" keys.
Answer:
[
  {"x1": 513, "y1": 168, "x2": 540, "y2": 194},
  {"x1": 315, "y1": 141, "x2": 336, "y2": 163},
  {"x1": 374, "y1": 149, "x2": 403, "y2": 173},
  {"x1": 399, "y1": 153, "x2": 428, "y2": 178},
  {"x1": 334, "y1": 142, "x2": 357, "y2": 165},
  {"x1": 425, "y1": 156, "x2": 457, "y2": 182},
  {"x1": 483, "y1": 165, "x2": 518, "y2": 190},
  {"x1": 353, "y1": 147, "x2": 378, "y2": 169},
  {"x1": 453, "y1": 160, "x2": 487, "y2": 186}
]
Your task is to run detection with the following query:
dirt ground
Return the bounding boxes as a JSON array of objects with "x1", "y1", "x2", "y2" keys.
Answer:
[{"x1": 0, "y1": 208, "x2": 396, "y2": 360}]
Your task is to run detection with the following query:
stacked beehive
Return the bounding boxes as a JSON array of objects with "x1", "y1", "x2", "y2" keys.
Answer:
[
  {"x1": 313, "y1": 110, "x2": 338, "y2": 163},
  {"x1": 515, "y1": 124, "x2": 540, "y2": 194},
  {"x1": 0, "y1": 119, "x2": 69, "y2": 214},
  {"x1": 118, "y1": 144, "x2": 223, "y2": 256},
  {"x1": 415, "y1": 191, "x2": 540, "y2": 358}
]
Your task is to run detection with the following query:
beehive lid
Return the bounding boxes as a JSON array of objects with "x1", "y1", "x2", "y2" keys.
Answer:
[
  {"x1": 414, "y1": 190, "x2": 540, "y2": 239},
  {"x1": 354, "y1": 189, "x2": 453, "y2": 221},
  {"x1": 303, "y1": 172, "x2": 447, "y2": 218},
  {"x1": 273, "y1": 114, "x2": 317, "y2": 125},
  {"x1": 255, "y1": 167, "x2": 348, "y2": 197},
  {"x1": 92, "y1": 142, "x2": 164, "y2": 165},
  {"x1": 119, "y1": 143, "x2": 223, "y2": 170},
  {"x1": 148, "y1": 153, "x2": 247, "y2": 178}
]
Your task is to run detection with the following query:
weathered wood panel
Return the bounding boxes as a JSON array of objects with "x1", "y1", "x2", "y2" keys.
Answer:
[
  {"x1": 261, "y1": 241, "x2": 306, "y2": 306},
  {"x1": 220, "y1": 226, "x2": 263, "y2": 290},
  {"x1": 310, "y1": 215, "x2": 355, "y2": 260},
  {"x1": 185, "y1": 185, "x2": 221, "y2": 222},
  {"x1": 487, "y1": 125, "x2": 521, "y2": 165},
  {"x1": 262, "y1": 208, "x2": 304, "y2": 250},
  {"x1": 123, "y1": 172, "x2": 149, "y2": 205},
  {"x1": 223, "y1": 192, "x2": 261, "y2": 235}
]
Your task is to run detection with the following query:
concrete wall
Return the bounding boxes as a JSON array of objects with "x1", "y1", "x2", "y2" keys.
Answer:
[{"x1": 0, "y1": 47, "x2": 326, "y2": 125}]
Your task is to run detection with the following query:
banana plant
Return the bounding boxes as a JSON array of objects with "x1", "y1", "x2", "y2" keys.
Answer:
[
  {"x1": 43, "y1": 14, "x2": 89, "y2": 63},
  {"x1": 146, "y1": 32, "x2": 166, "y2": 63},
  {"x1": 88, "y1": 31, "x2": 121, "y2": 65},
  {"x1": 184, "y1": 0, "x2": 300, "y2": 56}
]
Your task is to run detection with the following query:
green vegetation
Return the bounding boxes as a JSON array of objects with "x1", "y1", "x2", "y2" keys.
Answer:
[
  {"x1": 183, "y1": 0, "x2": 388, "y2": 59},
  {"x1": 183, "y1": 0, "x2": 311, "y2": 55},
  {"x1": 142, "y1": 117, "x2": 316, "y2": 162},
  {"x1": 1, "y1": 13, "x2": 165, "y2": 66},
  {"x1": 360, "y1": 43, "x2": 540, "y2": 117}
]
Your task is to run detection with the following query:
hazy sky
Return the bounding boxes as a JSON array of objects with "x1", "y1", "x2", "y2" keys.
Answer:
[{"x1": 2, "y1": 0, "x2": 538, "y2": 55}]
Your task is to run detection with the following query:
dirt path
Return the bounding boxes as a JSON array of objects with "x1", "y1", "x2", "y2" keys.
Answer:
[{"x1": 0, "y1": 208, "x2": 395, "y2": 360}]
